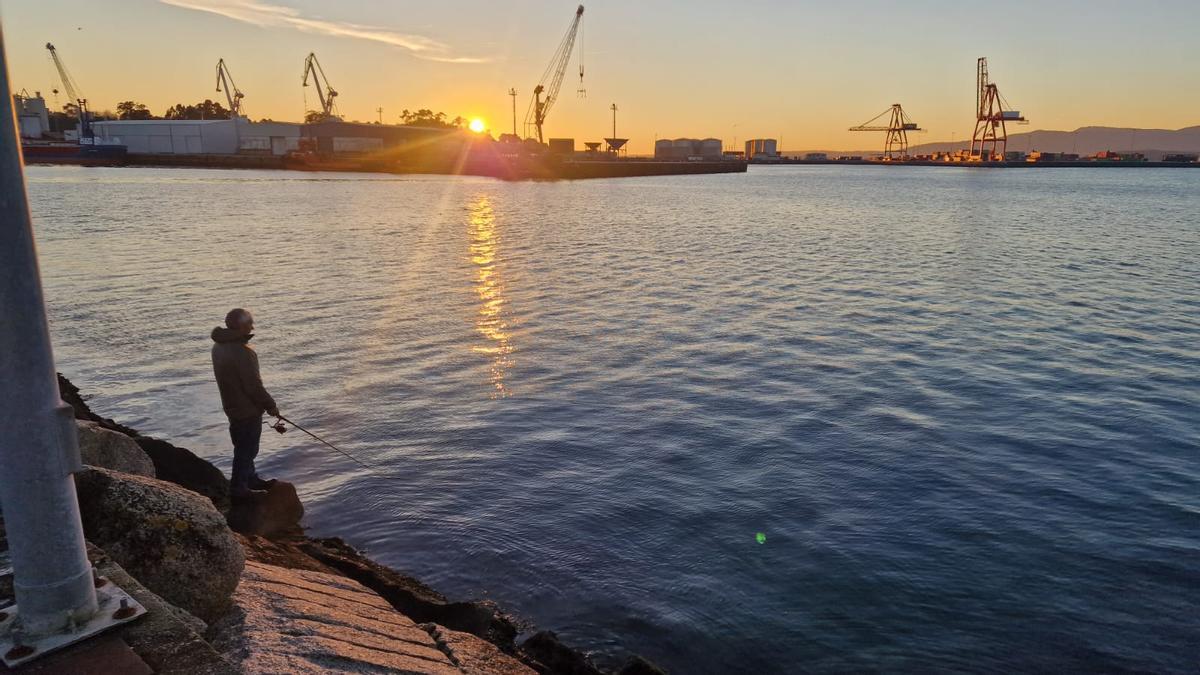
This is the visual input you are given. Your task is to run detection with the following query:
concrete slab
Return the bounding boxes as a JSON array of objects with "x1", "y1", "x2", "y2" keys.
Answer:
[{"x1": 209, "y1": 560, "x2": 463, "y2": 674}]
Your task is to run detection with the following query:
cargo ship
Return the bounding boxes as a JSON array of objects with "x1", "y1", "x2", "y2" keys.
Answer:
[{"x1": 21, "y1": 140, "x2": 127, "y2": 165}]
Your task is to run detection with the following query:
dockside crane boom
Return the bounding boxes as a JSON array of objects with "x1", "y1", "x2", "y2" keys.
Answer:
[
  {"x1": 215, "y1": 58, "x2": 245, "y2": 118},
  {"x1": 525, "y1": 4, "x2": 585, "y2": 144},
  {"x1": 970, "y1": 57, "x2": 1027, "y2": 160},
  {"x1": 45, "y1": 42, "x2": 92, "y2": 137},
  {"x1": 849, "y1": 104, "x2": 921, "y2": 159},
  {"x1": 302, "y1": 52, "x2": 340, "y2": 121}
]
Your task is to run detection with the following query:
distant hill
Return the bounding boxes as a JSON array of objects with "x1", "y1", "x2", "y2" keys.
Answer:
[
  {"x1": 911, "y1": 126, "x2": 1200, "y2": 159},
  {"x1": 787, "y1": 126, "x2": 1200, "y2": 160}
]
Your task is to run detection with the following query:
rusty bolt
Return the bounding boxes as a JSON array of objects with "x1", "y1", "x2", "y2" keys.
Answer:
[
  {"x1": 112, "y1": 598, "x2": 136, "y2": 621},
  {"x1": 92, "y1": 568, "x2": 107, "y2": 588},
  {"x1": 5, "y1": 644, "x2": 35, "y2": 660}
]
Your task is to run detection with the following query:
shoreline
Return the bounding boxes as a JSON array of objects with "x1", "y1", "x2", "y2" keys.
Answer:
[
  {"x1": 50, "y1": 373, "x2": 662, "y2": 674},
  {"x1": 750, "y1": 158, "x2": 1200, "y2": 168},
  {"x1": 20, "y1": 150, "x2": 747, "y2": 181}
]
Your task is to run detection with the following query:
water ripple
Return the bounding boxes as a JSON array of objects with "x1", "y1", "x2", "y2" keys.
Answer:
[{"x1": 26, "y1": 165, "x2": 1200, "y2": 673}]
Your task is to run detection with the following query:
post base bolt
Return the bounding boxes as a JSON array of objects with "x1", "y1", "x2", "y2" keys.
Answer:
[
  {"x1": 5, "y1": 645, "x2": 34, "y2": 660},
  {"x1": 112, "y1": 599, "x2": 135, "y2": 620}
]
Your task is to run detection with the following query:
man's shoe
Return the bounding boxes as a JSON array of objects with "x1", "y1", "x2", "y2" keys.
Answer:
[
  {"x1": 249, "y1": 477, "x2": 278, "y2": 490},
  {"x1": 231, "y1": 487, "x2": 267, "y2": 501}
]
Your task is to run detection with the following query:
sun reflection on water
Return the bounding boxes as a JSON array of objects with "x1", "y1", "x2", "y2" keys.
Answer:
[{"x1": 468, "y1": 195, "x2": 514, "y2": 397}]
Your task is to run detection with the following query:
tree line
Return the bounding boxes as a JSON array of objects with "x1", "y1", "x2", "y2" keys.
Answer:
[
  {"x1": 114, "y1": 99, "x2": 233, "y2": 120},
  {"x1": 103, "y1": 100, "x2": 465, "y2": 128}
]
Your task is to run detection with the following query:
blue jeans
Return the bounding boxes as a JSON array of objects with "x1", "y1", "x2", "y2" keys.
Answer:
[{"x1": 229, "y1": 416, "x2": 262, "y2": 493}]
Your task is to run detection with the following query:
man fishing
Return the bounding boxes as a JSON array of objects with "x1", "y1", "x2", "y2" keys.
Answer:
[{"x1": 211, "y1": 308, "x2": 280, "y2": 499}]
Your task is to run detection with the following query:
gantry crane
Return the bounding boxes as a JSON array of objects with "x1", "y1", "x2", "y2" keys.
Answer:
[
  {"x1": 971, "y1": 57, "x2": 1026, "y2": 160},
  {"x1": 849, "y1": 104, "x2": 921, "y2": 159},
  {"x1": 45, "y1": 42, "x2": 92, "y2": 138},
  {"x1": 525, "y1": 5, "x2": 585, "y2": 143},
  {"x1": 215, "y1": 58, "x2": 245, "y2": 118},
  {"x1": 302, "y1": 52, "x2": 340, "y2": 121}
]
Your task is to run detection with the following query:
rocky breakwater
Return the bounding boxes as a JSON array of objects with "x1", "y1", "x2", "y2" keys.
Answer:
[{"x1": 41, "y1": 374, "x2": 665, "y2": 674}]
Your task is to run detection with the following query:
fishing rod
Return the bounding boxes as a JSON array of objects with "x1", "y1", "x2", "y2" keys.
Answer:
[{"x1": 268, "y1": 414, "x2": 380, "y2": 472}]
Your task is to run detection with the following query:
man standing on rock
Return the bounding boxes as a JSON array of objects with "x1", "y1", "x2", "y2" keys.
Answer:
[{"x1": 212, "y1": 308, "x2": 280, "y2": 499}]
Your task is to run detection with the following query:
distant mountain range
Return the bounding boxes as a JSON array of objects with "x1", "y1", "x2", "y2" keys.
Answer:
[{"x1": 789, "y1": 126, "x2": 1200, "y2": 160}]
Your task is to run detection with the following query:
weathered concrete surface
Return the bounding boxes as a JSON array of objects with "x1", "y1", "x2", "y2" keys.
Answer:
[
  {"x1": 92, "y1": 544, "x2": 236, "y2": 675},
  {"x1": 299, "y1": 537, "x2": 518, "y2": 648},
  {"x1": 0, "y1": 542, "x2": 235, "y2": 675},
  {"x1": 226, "y1": 480, "x2": 304, "y2": 537},
  {"x1": 74, "y1": 467, "x2": 244, "y2": 623},
  {"x1": 422, "y1": 624, "x2": 535, "y2": 675},
  {"x1": 208, "y1": 560, "x2": 462, "y2": 674},
  {"x1": 77, "y1": 420, "x2": 156, "y2": 478},
  {"x1": 236, "y1": 532, "x2": 339, "y2": 575}
]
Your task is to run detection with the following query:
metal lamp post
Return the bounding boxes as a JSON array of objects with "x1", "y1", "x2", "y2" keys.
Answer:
[{"x1": 0, "y1": 23, "x2": 145, "y2": 666}]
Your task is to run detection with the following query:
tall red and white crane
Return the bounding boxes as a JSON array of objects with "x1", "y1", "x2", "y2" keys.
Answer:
[
  {"x1": 302, "y1": 52, "x2": 340, "y2": 122},
  {"x1": 971, "y1": 57, "x2": 1027, "y2": 160},
  {"x1": 215, "y1": 58, "x2": 245, "y2": 119},
  {"x1": 45, "y1": 42, "x2": 91, "y2": 137},
  {"x1": 850, "y1": 104, "x2": 921, "y2": 159},
  {"x1": 525, "y1": 4, "x2": 585, "y2": 144}
]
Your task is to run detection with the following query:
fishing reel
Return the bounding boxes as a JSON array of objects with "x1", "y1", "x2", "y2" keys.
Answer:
[{"x1": 270, "y1": 418, "x2": 288, "y2": 434}]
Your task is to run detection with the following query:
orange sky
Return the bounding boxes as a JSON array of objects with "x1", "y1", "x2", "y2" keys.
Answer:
[{"x1": 5, "y1": 0, "x2": 1199, "y2": 154}]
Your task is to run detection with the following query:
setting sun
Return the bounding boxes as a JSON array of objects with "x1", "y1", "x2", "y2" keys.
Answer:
[{"x1": 468, "y1": 118, "x2": 485, "y2": 134}]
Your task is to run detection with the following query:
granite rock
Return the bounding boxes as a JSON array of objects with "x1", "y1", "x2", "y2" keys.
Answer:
[
  {"x1": 226, "y1": 480, "x2": 304, "y2": 537},
  {"x1": 77, "y1": 420, "x2": 156, "y2": 478},
  {"x1": 520, "y1": 631, "x2": 603, "y2": 675},
  {"x1": 74, "y1": 467, "x2": 244, "y2": 623},
  {"x1": 135, "y1": 436, "x2": 232, "y2": 514}
]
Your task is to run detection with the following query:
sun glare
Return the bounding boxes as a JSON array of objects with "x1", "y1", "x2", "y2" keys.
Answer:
[{"x1": 469, "y1": 118, "x2": 486, "y2": 133}]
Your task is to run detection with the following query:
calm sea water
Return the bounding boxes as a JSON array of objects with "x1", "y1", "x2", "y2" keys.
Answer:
[{"x1": 26, "y1": 165, "x2": 1200, "y2": 672}]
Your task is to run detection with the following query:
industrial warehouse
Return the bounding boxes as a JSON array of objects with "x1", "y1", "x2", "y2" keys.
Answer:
[
  {"x1": 14, "y1": 7, "x2": 1200, "y2": 173},
  {"x1": 17, "y1": 10, "x2": 749, "y2": 180}
]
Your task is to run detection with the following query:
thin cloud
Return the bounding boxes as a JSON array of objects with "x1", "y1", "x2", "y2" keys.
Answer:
[{"x1": 160, "y1": 0, "x2": 488, "y2": 63}]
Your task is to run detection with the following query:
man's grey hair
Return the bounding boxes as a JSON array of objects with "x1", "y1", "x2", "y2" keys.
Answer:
[{"x1": 225, "y1": 308, "x2": 253, "y2": 329}]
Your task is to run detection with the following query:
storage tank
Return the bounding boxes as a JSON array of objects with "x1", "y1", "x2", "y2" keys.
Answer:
[
  {"x1": 700, "y1": 138, "x2": 722, "y2": 159},
  {"x1": 655, "y1": 138, "x2": 674, "y2": 159},
  {"x1": 673, "y1": 138, "x2": 695, "y2": 159}
]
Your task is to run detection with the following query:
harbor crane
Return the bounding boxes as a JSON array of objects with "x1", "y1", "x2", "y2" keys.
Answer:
[
  {"x1": 302, "y1": 52, "x2": 340, "y2": 121},
  {"x1": 525, "y1": 4, "x2": 585, "y2": 144},
  {"x1": 849, "y1": 104, "x2": 921, "y2": 159},
  {"x1": 971, "y1": 57, "x2": 1026, "y2": 160},
  {"x1": 215, "y1": 58, "x2": 245, "y2": 118},
  {"x1": 45, "y1": 42, "x2": 92, "y2": 138}
]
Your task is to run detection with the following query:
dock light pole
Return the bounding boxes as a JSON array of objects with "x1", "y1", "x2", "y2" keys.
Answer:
[
  {"x1": 0, "y1": 20, "x2": 98, "y2": 633},
  {"x1": 0, "y1": 23, "x2": 145, "y2": 667}
]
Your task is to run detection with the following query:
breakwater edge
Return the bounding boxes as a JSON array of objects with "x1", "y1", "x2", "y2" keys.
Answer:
[{"x1": 0, "y1": 372, "x2": 661, "y2": 673}]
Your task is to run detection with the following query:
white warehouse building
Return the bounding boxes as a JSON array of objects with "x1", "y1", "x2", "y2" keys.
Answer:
[{"x1": 91, "y1": 118, "x2": 302, "y2": 155}]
